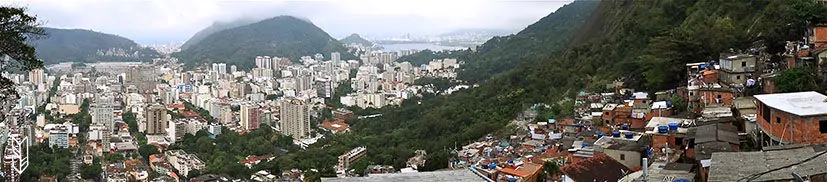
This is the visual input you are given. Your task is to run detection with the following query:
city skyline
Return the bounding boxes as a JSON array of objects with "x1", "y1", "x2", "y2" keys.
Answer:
[{"x1": 2, "y1": 0, "x2": 572, "y2": 44}]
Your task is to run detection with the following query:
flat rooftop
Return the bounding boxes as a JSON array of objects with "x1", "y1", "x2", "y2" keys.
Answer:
[
  {"x1": 754, "y1": 91, "x2": 827, "y2": 116},
  {"x1": 321, "y1": 169, "x2": 485, "y2": 182},
  {"x1": 708, "y1": 147, "x2": 827, "y2": 182}
]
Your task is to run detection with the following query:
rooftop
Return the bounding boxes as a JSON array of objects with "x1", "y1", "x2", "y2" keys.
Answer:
[
  {"x1": 321, "y1": 169, "x2": 485, "y2": 182},
  {"x1": 561, "y1": 153, "x2": 630, "y2": 182},
  {"x1": 754, "y1": 91, "x2": 827, "y2": 116},
  {"x1": 708, "y1": 147, "x2": 827, "y2": 182}
]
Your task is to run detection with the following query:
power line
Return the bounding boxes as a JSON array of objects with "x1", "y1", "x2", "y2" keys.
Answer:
[{"x1": 737, "y1": 149, "x2": 827, "y2": 182}]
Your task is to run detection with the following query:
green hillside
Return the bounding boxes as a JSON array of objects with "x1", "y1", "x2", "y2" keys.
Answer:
[
  {"x1": 175, "y1": 16, "x2": 355, "y2": 69},
  {"x1": 340, "y1": 33, "x2": 374, "y2": 47},
  {"x1": 30, "y1": 28, "x2": 159, "y2": 64}
]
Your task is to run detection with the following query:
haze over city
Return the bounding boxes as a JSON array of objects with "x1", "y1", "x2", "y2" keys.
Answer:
[{"x1": 3, "y1": 0, "x2": 571, "y2": 44}]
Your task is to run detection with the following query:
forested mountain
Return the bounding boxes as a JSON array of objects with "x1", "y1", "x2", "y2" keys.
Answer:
[
  {"x1": 180, "y1": 18, "x2": 258, "y2": 51},
  {"x1": 175, "y1": 16, "x2": 355, "y2": 69},
  {"x1": 339, "y1": 33, "x2": 374, "y2": 47},
  {"x1": 30, "y1": 28, "x2": 159, "y2": 64},
  {"x1": 396, "y1": 1, "x2": 600, "y2": 83}
]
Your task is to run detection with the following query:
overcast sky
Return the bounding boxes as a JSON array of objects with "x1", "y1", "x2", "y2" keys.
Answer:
[{"x1": 3, "y1": 0, "x2": 572, "y2": 45}]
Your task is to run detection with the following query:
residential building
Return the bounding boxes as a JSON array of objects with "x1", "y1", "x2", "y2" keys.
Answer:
[
  {"x1": 165, "y1": 150, "x2": 205, "y2": 178},
  {"x1": 145, "y1": 103, "x2": 169, "y2": 135},
  {"x1": 240, "y1": 103, "x2": 261, "y2": 131},
  {"x1": 337, "y1": 147, "x2": 367, "y2": 171},
  {"x1": 315, "y1": 77, "x2": 334, "y2": 98},
  {"x1": 280, "y1": 98, "x2": 311, "y2": 139},
  {"x1": 28, "y1": 68, "x2": 44, "y2": 84},
  {"x1": 92, "y1": 95, "x2": 114, "y2": 148},
  {"x1": 755, "y1": 91, "x2": 827, "y2": 145},
  {"x1": 331, "y1": 52, "x2": 341, "y2": 62},
  {"x1": 718, "y1": 54, "x2": 756, "y2": 86},
  {"x1": 48, "y1": 130, "x2": 69, "y2": 148}
]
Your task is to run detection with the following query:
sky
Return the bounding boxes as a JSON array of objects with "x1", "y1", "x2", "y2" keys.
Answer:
[{"x1": 3, "y1": 0, "x2": 573, "y2": 45}]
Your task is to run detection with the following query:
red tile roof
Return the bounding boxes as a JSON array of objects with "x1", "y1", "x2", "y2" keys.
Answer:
[{"x1": 319, "y1": 119, "x2": 350, "y2": 132}]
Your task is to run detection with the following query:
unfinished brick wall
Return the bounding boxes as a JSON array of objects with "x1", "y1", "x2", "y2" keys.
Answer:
[{"x1": 757, "y1": 103, "x2": 827, "y2": 144}]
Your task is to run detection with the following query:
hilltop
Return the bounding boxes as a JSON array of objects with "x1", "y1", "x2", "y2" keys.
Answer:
[
  {"x1": 339, "y1": 33, "x2": 374, "y2": 47},
  {"x1": 175, "y1": 16, "x2": 354, "y2": 69},
  {"x1": 30, "y1": 28, "x2": 159, "y2": 64},
  {"x1": 180, "y1": 18, "x2": 259, "y2": 51}
]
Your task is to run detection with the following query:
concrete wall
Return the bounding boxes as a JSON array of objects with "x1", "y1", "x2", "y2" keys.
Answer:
[{"x1": 604, "y1": 149, "x2": 641, "y2": 170}]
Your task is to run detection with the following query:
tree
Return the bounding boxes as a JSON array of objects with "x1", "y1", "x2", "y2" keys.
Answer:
[
  {"x1": 0, "y1": 7, "x2": 45, "y2": 106},
  {"x1": 106, "y1": 153, "x2": 125, "y2": 163},
  {"x1": 775, "y1": 67, "x2": 817, "y2": 93},
  {"x1": 138, "y1": 144, "x2": 159, "y2": 161},
  {"x1": 81, "y1": 161, "x2": 103, "y2": 180}
]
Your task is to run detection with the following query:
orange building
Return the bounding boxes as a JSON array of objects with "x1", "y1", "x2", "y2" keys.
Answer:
[
  {"x1": 755, "y1": 92, "x2": 827, "y2": 145},
  {"x1": 697, "y1": 88, "x2": 734, "y2": 107}
]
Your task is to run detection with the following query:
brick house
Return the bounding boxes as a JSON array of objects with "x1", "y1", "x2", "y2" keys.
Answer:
[{"x1": 755, "y1": 92, "x2": 827, "y2": 145}]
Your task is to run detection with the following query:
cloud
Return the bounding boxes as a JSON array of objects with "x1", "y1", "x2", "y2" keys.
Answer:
[{"x1": 2, "y1": 0, "x2": 572, "y2": 44}]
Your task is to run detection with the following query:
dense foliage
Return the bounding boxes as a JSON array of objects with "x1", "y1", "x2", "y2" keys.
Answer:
[
  {"x1": 175, "y1": 16, "x2": 356, "y2": 69},
  {"x1": 775, "y1": 67, "x2": 818, "y2": 93},
  {"x1": 21, "y1": 142, "x2": 73, "y2": 181},
  {"x1": 30, "y1": 28, "x2": 159, "y2": 64},
  {"x1": 339, "y1": 33, "x2": 374, "y2": 47}
]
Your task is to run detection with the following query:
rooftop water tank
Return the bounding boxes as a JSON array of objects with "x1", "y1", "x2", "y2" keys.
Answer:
[
  {"x1": 612, "y1": 131, "x2": 621, "y2": 137},
  {"x1": 658, "y1": 126, "x2": 668, "y2": 134},
  {"x1": 597, "y1": 132, "x2": 604, "y2": 138},
  {"x1": 621, "y1": 124, "x2": 629, "y2": 130},
  {"x1": 624, "y1": 132, "x2": 634, "y2": 139},
  {"x1": 668, "y1": 123, "x2": 679, "y2": 131},
  {"x1": 488, "y1": 163, "x2": 496, "y2": 169}
]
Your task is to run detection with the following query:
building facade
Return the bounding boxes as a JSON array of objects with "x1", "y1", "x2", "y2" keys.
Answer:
[
  {"x1": 280, "y1": 98, "x2": 311, "y2": 139},
  {"x1": 145, "y1": 103, "x2": 169, "y2": 135},
  {"x1": 755, "y1": 92, "x2": 827, "y2": 145}
]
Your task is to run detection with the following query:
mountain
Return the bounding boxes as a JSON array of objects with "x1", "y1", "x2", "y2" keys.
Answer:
[
  {"x1": 296, "y1": 0, "x2": 826, "y2": 176},
  {"x1": 339, "y1": 33, "x2": 374, "y2": 46},
  {"x1": 30, "y1": 28, "x2": 159, "y2": 64},
  {"x1": 180, "y1": 18, "x2": 259, "y2": 51},
  {"x1": 175, "y1": 16, "x2": 354, "y2": 68}
]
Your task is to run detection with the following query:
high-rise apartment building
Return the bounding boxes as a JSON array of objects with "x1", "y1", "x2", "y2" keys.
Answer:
[
  {"x1": 331, "y1": 52, "x2": 341, "y2": 62},
  {"x1": 280, "y1": 98, "x2": 311, "y2": 139},
  {"x1": 91, "y1": 94, "x2": 114, "y2": 148},
  {"x1": 145, "y1": 103, "x2": 169, "y2": 135},
  {"x1": 240, "y1": 103, "x2": 261, "y2": 131},
  {"x1": 28, "y1": 68, "x2": 44, "y2": 84}
]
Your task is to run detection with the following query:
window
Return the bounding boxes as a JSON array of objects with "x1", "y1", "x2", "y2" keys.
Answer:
[
  {"x1": 777, "y1": 117, "x2": 781, "y2": 124},
  {"x1": 737, "y1": 75, "x2": 741, "y2": 80},
  {"x1": 620, "y1": 154, "x2": 626, "y2": 160},
  {"x1": 820, "y1": 120, "x2": 827, "y2": 133},
  {"x1": 741, "y1": 61, "x2": 747, "y2": 67}
]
